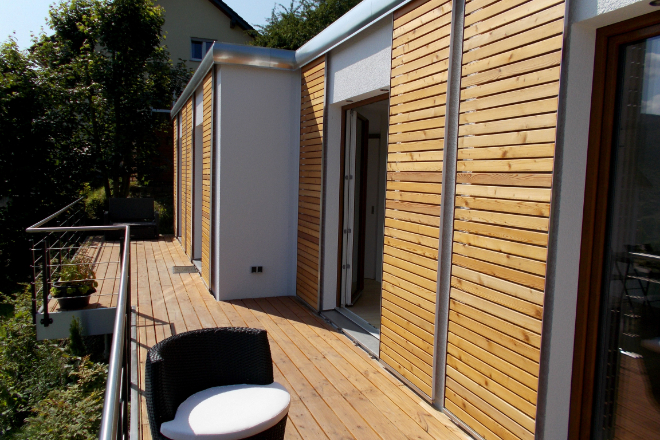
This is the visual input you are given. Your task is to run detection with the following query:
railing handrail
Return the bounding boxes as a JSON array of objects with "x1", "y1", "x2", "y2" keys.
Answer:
[
  {"x1": 26, "y1": 200, "x2": 132, "y2": 440},
  {"x1": 26, "y1": 197, "x2": 84, "y2": 230}
]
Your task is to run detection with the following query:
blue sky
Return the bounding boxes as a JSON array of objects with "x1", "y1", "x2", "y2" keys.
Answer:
[{"x1": 0, "y1": 0, "x2": 282, "y2": 50}]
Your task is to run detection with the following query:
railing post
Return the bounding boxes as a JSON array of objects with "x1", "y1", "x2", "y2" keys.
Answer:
[
  {"x1": 125, "y1": 235, "x2": 131, "y2": 440},
  {"x1": 41, "y1": 237, "x2": 52, "y2": 327}
]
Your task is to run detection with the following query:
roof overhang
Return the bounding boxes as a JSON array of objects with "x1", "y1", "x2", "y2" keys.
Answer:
[{"x1": 171, "y1": 0, "x2": 413, "y2": 118}]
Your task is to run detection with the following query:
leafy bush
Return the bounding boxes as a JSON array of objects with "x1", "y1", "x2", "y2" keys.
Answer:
[
  {"x1": 18, "y1": 359, "x2": 106, "y2": 440},
  {"x1": 82, "y1": 185, "x2": 107, "y2": 221},
  {"x1": 155, "y1": 198, "x2": 173, "y2": 235},
  {"x1": 0, "y1": 287, "x2": 107, "y2": 438},
  {"x1": 0, "y1": 288, "x2": 69, "y2": 435}
]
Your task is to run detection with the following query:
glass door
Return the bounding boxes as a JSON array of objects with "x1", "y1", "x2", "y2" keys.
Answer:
[{"x1": 592, "y1": 34, "x2": 660, "y2": 439}]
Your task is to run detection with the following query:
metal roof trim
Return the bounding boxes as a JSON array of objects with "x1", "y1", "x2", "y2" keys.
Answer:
[{"x1": 171, "y1": 0, "x2": 413, "y2": 118}]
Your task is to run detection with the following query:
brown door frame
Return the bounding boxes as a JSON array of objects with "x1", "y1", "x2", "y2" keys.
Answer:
[
  {"x1": 336, "y1": 93, "x2": 389, "y2": 307},
  {"x1": 569, "y1": 11, "x2": 660, "y2": 440}
]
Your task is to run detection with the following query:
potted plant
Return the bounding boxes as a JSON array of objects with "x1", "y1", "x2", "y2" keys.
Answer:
[{"x1": 50, "y1": 255, "x2": 98, "y2": 310}]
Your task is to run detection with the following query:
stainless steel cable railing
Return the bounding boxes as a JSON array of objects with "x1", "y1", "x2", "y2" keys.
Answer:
[{"x1": 26, "y1": 199, "x2": 133, "y2": 440}]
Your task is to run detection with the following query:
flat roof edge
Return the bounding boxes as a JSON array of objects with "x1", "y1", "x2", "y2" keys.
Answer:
[
  {"x1": 170, "y1": 44, "x2": 296, "y2": 117},
  {"x1": 171, "y1": 0, "x2": 412, "y2": 118},
  {"x1": 295, "y1": 0, "x2": 409, "y2": 68}
]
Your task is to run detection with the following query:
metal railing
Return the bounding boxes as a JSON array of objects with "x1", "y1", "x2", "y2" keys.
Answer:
[{"x1": 26, "y1": 199, "x2": 133, "y2": 440}]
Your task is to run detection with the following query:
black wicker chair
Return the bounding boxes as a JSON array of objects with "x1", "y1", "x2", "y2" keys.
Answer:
[{"x1": 145, "y1": 327, "x2": 289, "y2": 440}]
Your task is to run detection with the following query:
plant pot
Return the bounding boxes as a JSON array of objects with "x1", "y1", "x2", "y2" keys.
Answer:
[{"x1": 56, "y1": 294, "x2": 92, "y2": 311}]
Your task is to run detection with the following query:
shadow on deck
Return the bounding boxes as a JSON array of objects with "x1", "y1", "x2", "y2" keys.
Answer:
[{"x1": 115, "y1": 236, "x2": 469, "y2": 440}]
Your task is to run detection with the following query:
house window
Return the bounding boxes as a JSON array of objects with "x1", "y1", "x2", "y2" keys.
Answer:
[{"x1": 191, "y1": 39, "x2": 214, "y2": 61}]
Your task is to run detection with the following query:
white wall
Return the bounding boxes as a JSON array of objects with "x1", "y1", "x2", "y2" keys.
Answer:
[
  {"x1": 215, "y1": 64, "x2": 299, "y2": 301},
  {"x1": 541, "y1": 1, "x2": 659, "y2": 438},
  {"x1": 328, "y1": 17, "x2": 393, "y2": 105},
  {"x1": 212, "y1": 67, "x2": 221, "y2": 298}
]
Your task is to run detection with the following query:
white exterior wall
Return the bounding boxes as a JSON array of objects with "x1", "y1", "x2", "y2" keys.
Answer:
[
  {"x1": 322, "y1": 17, "x2": 393, "y2": 311},
  {"x1": 214, "y1": 64, "x2": 300, "y2": 301},
  {"x1": 542, "y1": 1, "x2": 659, "y2": 438},
  {"x1": 328, "y1": 17, "x2": 393, "y2": 105}
]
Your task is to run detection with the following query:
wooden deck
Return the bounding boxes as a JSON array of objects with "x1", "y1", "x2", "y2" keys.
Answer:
[
  {"x1": 112, "y1": 236, "x2": 470, "y2": 440},
  {"x1": 47, "y1": 237, "x2": 121, "y2": 312}
]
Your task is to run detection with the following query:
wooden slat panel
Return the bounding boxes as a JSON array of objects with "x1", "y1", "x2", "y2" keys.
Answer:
[
  {"x1": 381, "y1": 0, "x2": 453, "y2": 400},
  {"x1": 173, "y1": 119, "x2": 178, "y2": 238},
  {"x1": 445, "y1": 0, "x2": 565, "y2": 436},
  {"x1": 201, "y1": 72, "x2": 213, "y2": 286},
  {"x1": 296, "y1": 56, "x2": 325, "y2": 310},
  {"x1": 180, "y1": 99, "x2": 193, "y2": 259}
]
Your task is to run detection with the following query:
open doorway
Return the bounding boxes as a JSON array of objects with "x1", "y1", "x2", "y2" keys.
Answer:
[{"x1": 338, "y1": 96, "x2": 389, "y2": 334}]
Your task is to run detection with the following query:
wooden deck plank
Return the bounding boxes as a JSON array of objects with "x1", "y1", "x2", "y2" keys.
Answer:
[
  {"x1": 258, "y1": 297, "x2": 411, "y2": 440},
  {"x1": 281, "y1": 297, "x2": 470, "y2": 440},
  {"x1": 120, "y1": 237, "x2": 468, "y2": 440},
  {"x1": 239, "y1": 298, "x2": 361, "y2": 440}
]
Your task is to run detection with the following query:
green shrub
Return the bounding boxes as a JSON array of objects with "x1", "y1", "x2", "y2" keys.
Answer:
[
  {"x1": 18, "y1": 359, "x2": 107, "y2": 440},
  {"x1": 0, "y1": 287, "x2": 107, "y2": 437},
  {"x1": 82, "y1": 186, "x2": 107, "y2": 221},
  {"x1": 0, "y1": 288, "x2": 69, "y2": 435},
  {"x1": 68, "y1": 318, "x2": 85, "y2": 358},
  {"x1": 155, "y1": 198, "x2": 173, "y2": 235}
]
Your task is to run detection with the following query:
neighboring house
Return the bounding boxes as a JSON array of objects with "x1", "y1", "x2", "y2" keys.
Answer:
[
  {"x1": 170, "y1": 0, "x2": 660, "y2": 439},
  {"x1": 156, "y1": 0, "x2": 253, "y2": 69}
]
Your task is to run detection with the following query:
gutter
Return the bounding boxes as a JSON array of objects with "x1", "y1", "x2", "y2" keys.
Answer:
[{"x1": 171, "y1": 0, "x2": 413, "y2": 118}]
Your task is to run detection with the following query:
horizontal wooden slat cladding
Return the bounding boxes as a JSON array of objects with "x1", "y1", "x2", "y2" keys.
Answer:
[
  {"x1": 296, "y1": 56, "x2": 325, "y2": 310},
  {"x1": 381, "y1": 0, "x2": 453, "y2": 400},
  {"x1": 201, "y1": 72, "x2": 212, "y2": 286},
  {"x1": 173, "y1": 119, "x2": 178, "y2": 238},
  {"x1": 444, "y1": 0, "x2": 564, "y2": 437},
  {"x1": 181, "y1": 99, "x2": 193, "y2": 259}
]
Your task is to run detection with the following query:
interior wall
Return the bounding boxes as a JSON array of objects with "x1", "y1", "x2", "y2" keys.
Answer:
[
  {"x1": 542, "y1": 0, "x2": 660, "y2": 438},
  {"x1": 359, "y1": 104, "x2": 388, "y2": 282},
  {"x1": 193, "y1": 85, "x2": 203, "y2": 260},
  {"x1": 216, "y1": 64, "x2": 299, "y2": 301}
]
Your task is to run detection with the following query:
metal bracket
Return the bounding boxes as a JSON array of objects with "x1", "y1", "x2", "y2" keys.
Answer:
[{"x1": 41, "y1": 317, "x2": 53, "y2": 326}]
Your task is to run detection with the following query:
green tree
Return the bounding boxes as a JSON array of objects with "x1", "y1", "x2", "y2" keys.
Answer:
[
  {"x1": 0, "y1": 40, "x2": 87, "y2": 291},
  {"x1": 0, "y1": 0, "x2": 191, "y2": 291},
  {"x1": 34, "y1": 0, "x2": 191, "y2": 199},
  {"x1": 250, "y1": 0, "x2": 361, "y2": 50}
]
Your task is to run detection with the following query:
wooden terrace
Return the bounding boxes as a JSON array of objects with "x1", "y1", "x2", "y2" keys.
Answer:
[{"x1": 86, "y1": 236, "x2": 470, "y2": 440}]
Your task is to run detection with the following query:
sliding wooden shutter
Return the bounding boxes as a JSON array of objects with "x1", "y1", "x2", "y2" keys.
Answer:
[
  {"x1": 201, "y1": 72, "x2": 213, "y2": 286},
  {"x1": 383, "y1": 0, "x2": 453, "y2": 399},
  {"x1": 181, "y1": 99, "x2": 193, "y2": 258},
  {"x1": 444, "y1": 0, "x2": 564, "y2": 438},
  {"x1": 173, "y1": 118, "x2": 178, "y2": 237},
  {"x1": 296, "y1": 56, "x2": 326, "y2": 310}
]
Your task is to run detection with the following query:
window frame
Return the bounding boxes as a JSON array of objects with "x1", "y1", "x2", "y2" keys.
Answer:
[{"x1": 190, "y1": 38, "x2": 215, "y2": 62}]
